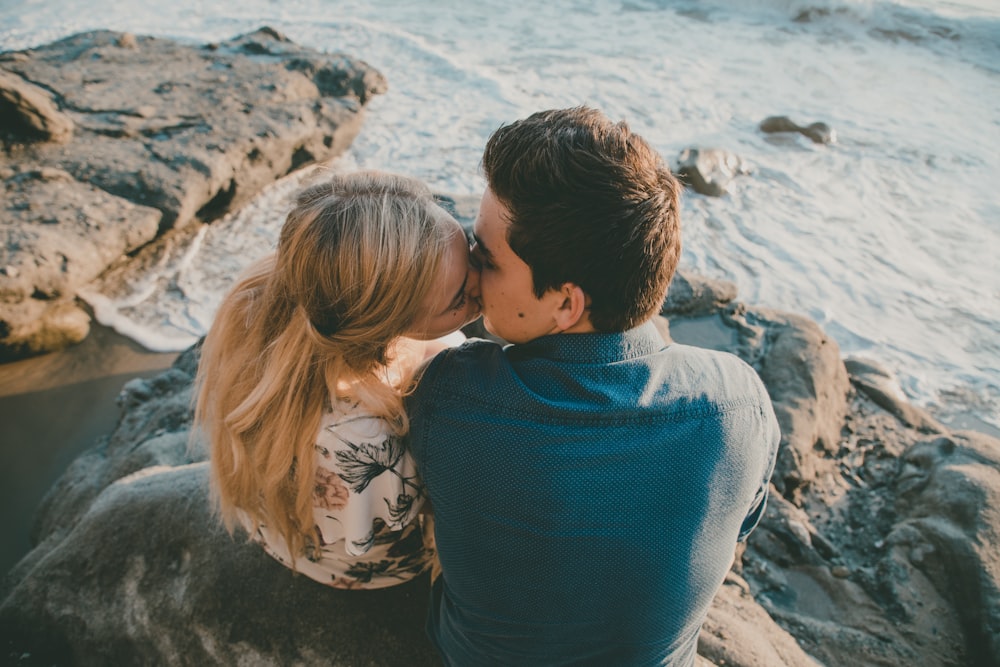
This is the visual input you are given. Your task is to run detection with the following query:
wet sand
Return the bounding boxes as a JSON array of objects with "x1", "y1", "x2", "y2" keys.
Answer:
[{"x1": 0, "y1": 324, "x2": 178, "y2": 573}]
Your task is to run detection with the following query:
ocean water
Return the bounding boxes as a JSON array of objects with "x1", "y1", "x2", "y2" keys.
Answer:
[{"x1": 2, "y1": 0, "x2": 998, "y2": 429}]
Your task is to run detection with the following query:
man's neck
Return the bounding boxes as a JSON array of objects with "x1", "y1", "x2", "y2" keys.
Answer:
[{"x1": 557, "y1": 318, "x2": 597, "y2": 335}]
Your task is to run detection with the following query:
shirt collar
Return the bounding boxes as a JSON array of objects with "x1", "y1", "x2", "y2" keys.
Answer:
[{"x1": 505, "y1": 320, "x2": 665, "y2": 364}]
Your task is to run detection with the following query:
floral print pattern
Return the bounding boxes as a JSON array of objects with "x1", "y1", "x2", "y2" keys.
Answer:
[
  {"x1": 314, "y1": 466, "x2": 349, "y2": 511},
  {"x1": 250, "y1": 398, "x2": 433, "y2": 589}
]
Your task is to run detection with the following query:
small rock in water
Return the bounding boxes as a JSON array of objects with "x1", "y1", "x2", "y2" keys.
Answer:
[
  {"x1": 759, "y1": 115, "x2": 836, "y2": 145},
  {"x1": 674, "y1": 147, "x2": 748, "y2": 197},
  {"x1": 804, "y1": 122, "x2": 836, "y2": 145}
]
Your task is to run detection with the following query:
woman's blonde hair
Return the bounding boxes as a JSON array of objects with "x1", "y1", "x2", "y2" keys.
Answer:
[{"x1": 194, "y1": 170, "x2": 455, "y2": 558}]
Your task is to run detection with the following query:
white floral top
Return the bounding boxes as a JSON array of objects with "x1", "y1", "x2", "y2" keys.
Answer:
[{"x1": 250, "y1": 398, "x2": 433, "y2": 589}]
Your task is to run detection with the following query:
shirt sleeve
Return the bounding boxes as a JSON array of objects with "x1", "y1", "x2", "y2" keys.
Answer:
[
  {"x1": 737, "y1": 484, "x2": 770, "y2": 542},
  {"x1": 737, "y1": 399, "x2": 781, "y2": 542}
]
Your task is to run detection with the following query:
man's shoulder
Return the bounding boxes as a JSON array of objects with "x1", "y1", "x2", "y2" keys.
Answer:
[
  {"x1": 649, "y1": 339, "x2": 736, "y2": 371},
  {"x1": 656, "y1": 343, "x2": 771, "y2": 407},
  {"x1": 665, "y1": 342, "x2": 756, "y2": 374},
  {"x1": 435, "y1": 337, "x2": 506, "y2": 365},
  {"x1": 416, "y1": 337, "x2": 507, "y2": 391}
]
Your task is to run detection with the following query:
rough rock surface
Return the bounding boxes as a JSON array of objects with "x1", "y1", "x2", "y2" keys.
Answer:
[
  {"x1": 844, "y1": 356, "x2": 944, "y2": 433},
  {"x1": 3, "y1": 274, "x2": 997, "y2": 666},
  {"x1": 661, "y1": 269, "x2": 738, "y2": 317},
  {"x1": 737, "y1": 306, "x2": 852, "y2": 499},
  {"x1": 0, "y1": 167, "x2": 162, "y2": 360},
  {"x1": 0, "y1": 28, "x2": 386, "y2": 360},
  {"x1": 0, "y1": 70, "x2": 74, "y2": 143}
]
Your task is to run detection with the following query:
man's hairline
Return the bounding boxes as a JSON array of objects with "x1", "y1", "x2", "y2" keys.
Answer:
[
  {"x1": 488, "y1": 182, "x2": 604, "y2": 308},
  {"x1": 490, "y1": 186, "x2": 666, "y2": 334}
]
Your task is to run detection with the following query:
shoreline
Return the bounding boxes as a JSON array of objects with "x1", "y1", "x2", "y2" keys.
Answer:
[{"x1": 0, "y1": 323, "x2": 179, "y2": 573}]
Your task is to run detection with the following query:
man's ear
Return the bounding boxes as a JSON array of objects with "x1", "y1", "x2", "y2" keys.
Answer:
[{"x1": 552, "y1": 282, "x2": 590, "y2": 332}]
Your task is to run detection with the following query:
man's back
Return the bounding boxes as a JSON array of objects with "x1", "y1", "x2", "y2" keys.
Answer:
[{"x1": 407, "y1": 322, "x2": 780, "y2": 666}]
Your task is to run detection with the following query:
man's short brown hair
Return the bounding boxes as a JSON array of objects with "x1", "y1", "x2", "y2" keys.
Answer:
[{"x1": 482, "y1": 106, "x2": 682, "y2": 332}]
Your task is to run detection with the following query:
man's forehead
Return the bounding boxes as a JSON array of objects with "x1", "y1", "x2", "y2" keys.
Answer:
[{"x1": 474, "y1": 189, "x2": 508, "y2": 246}]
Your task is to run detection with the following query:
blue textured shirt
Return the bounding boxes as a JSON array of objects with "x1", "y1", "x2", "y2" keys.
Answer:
[{"x1": 406, "y1": 321, "x2": 780, "y2": 666}]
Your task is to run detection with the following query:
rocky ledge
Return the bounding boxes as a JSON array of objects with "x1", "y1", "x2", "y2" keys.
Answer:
[
  {"x1": 1, "y1": 28, "x2": 386, "y2": 360},
  {"x1": 1, "y1": 265, "x2": 997, "y2": 667}
]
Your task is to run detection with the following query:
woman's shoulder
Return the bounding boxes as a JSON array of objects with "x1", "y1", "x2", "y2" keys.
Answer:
[{"x1": 315, "y1": 399, "x2": 391, "y2": 452}]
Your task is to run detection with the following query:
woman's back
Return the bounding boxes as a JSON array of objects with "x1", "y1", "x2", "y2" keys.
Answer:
[
  {"x1": 194, "y1": 171, "x2": 479, "y2": 589},
  {"x1": 250, "y1": 397, "x2": 432, "y2": 589}
]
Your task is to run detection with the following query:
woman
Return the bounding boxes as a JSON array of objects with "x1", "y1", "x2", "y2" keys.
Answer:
[{"x1": 194, "y1": 171, "x2": 479, "y2": 589}]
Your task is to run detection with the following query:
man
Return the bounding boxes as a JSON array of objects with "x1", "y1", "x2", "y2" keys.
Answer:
[{"x1": 406, "y1": 106, "x2": 780, "y2": 666}]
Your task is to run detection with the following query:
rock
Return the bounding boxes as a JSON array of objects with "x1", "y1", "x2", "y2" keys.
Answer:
[
  {"x1": 674, "y1": 147, "x2": 750, "y2": 196},
  {"x1": 698, "y1": 574, "x2": 822, "y2": 667},
  {"x1": 116, "y1": 32, "x2": 138, "y2": 50},
  {"x1": 748, "y1": 493, "x2": 830, "y2": 568},
  {"x1": 759, "y1": 116, "x2": 836, "y2": 145},
  {"x1": 0, "y1": 70, "x2": 75, "y2": 143},
  {"x1": 661, "y1": 269, "x2": 738, "y2": 317},
  {"x1": 470, "y1": 272, "x2": 1000, "y2": 666},
  {"x1": 725, "y1": 306, "x2": 851, "y2": 497},
  {"x1": 891, "y1": 433, "x2": 1000, "y2": 665},
  {"x1": 0, "y1": 300, "x2": 92, "y2": 362},
  {"x1": 801, "y1": 123, "x2": 835, "y2": 145},
  {"x1": 845, "y1": 356, "x2": 944, "y2": 433},
  {"x1": 1, "y1": 464, "x2": 439, "y2": 667},
  {"x1": 735, "y1": 375, "x2": 1000, "y2": 667},
  {"x1": 1, "y1": 167, "x2": 162, "y2": 360},
  {"x1": 0, "y1": 28, "x2": 386, "y2": 359},
  {"x1": 674, "y1": 148, "x2": 747, "y2": 197},
  {"x1": 1, "y1": 168, "x2": 162, "y2": 298},
  {"x1": 1, "y1": 27, "x2": 387, "y2": 228}
]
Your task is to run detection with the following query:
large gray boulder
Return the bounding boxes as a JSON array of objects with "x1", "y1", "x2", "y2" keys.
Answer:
[
  {"x1": 724, "y1": 304, "x2": 851, "y2": 498},
  {"x1": 740, "y1": 413, "x2": 999, "y2": 666},
  {"x1": 2, "y1": 463, "x2": 438, "y2": 666},
  {"x1": 0, "y1": 28, "x2": 387, "y2": 360},
  {"x1": 1, "y1": 345, "x2": 441, "y2": 667}
]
